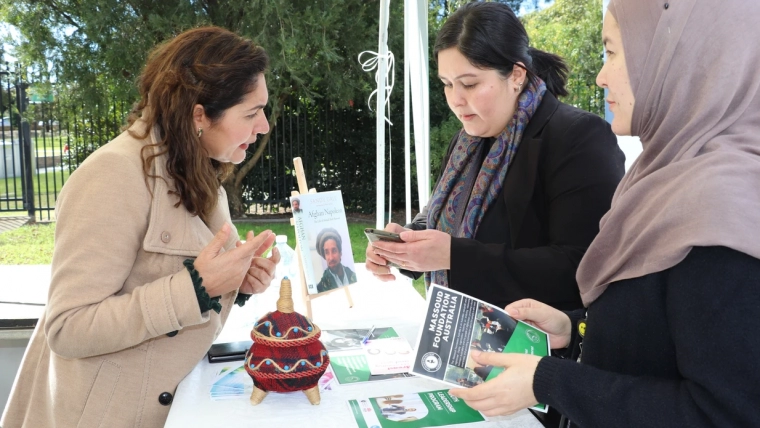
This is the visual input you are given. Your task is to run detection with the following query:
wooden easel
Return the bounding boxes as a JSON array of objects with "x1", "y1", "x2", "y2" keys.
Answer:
[{"x1": 290, "y1": 157, "x2": 354, "y2": 319}]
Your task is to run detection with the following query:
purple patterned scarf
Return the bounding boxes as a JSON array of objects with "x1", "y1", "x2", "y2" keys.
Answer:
[{"x1": 425, "y1": 78, "x2": 546, "y2": 288}]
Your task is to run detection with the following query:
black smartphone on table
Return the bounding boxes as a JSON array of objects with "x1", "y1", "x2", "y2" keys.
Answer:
[
  {"x1": 364, "y1": 228, "x2": 405, "y2": 269},
  {"x1": 207, "y1": 340, "x2": 253, "y2": 363}
]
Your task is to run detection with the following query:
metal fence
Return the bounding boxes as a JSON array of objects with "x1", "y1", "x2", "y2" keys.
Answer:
[
  {"x1": 243, "y1": 97, "x2": 392, "y2": 215},
  {"x1": 0, "y1": 65, "x2": 409, "y2": 221},
  {"x1": 0, "y1": 64, "x2": 127, "y2": 221}
]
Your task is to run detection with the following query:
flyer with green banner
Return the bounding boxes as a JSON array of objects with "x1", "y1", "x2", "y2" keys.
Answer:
[
  {"x1": 329, "y1": 352, "x2": 414, "y2": 384},
  {"x1": 348, "y1": 389, "x2": 485, "y2": 427},
  {"x1": 321, "y1": 327, "x2": 399, "y2": 352},
  {"x1": 411, "y1": 284, "x2": 550, "y2": 412},
  {"x1": 323, "y1": 327, "x2": 414, "y2": 384}
]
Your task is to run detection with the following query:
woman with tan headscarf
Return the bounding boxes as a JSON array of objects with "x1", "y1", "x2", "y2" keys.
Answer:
[{"x1": 449, "y1": 0, "x2": 760, "y2": 426}]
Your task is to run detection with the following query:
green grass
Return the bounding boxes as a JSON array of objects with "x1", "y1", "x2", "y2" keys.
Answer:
[
  {"x1": 32, "y1": 134, "x2": 68, "y2": 157},
  {"x1": 0, "y1": 223, "x2": 56, "y2": 264},
  {"x1": 0, "y1": 131, "x2": 68, "y2": 158},
  {"x1": 1, "y1": 221, "x2": 427, "y2": 297},
  {"x1": 1, "y1": 169, "x2": 71, "y2": 201}
]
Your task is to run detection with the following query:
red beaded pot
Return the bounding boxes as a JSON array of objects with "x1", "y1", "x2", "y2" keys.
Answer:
[{"x1": 245, "y1": 277, "x2": 330, "y2": 405}]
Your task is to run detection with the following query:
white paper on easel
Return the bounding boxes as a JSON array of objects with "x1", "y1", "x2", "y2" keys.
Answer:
[{"x1": 291, "y1": 190, "x2": 358, "y2": 295}]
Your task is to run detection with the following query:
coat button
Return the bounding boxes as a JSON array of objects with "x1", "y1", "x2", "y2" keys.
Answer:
[
  {"x1": 166, "y1": 330, "x2": 178, "y2": 337},
  {"x1": 158, "y1": 392, "x2": 173, "y2": 405},
  {"x1": 161, "y1": 232, "x2": 171, "y2": 243}
]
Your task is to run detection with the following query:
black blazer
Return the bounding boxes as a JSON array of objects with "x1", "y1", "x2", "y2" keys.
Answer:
[{"x1": 409, "y1": 92, "x2": 625, "y2": 311}]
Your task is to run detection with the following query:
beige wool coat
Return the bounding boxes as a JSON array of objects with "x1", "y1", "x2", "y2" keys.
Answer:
[{"x1": 1, "y1": 120, "x2": 241, "y2": 427}]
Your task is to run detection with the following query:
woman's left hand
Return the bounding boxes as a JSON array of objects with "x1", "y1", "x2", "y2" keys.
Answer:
[
  {"x1": 237, "y1": 230, "x2": 281, "y2": 294},
  {"x1": 448, "y1": 350, "x2": 542, "y2": 416},
  {"x1": 371, "y1": 229, "x2": 451, "y2": 272}
]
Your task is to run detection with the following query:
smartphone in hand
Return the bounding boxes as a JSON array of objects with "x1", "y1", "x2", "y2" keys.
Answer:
[
  {"x1": 364, "y1": 228, "x2": 404, "y2": 243},
  {"x1": 364, "y1": 228, "x2": 404, "y2": 269}
]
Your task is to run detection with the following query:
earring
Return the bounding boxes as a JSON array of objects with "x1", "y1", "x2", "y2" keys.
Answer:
[
  {"x1": 515, "y1": 81, "x2": 524, "y2": 92},
  {"x1": 197, "y1": 127, "x2": 203, "y2": 138}
]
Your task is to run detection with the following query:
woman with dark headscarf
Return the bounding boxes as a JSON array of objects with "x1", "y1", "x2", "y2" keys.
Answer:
[
  {"x1": 366, "y1": 2, "x2": 625, "y2": 312},
  {"x1": 450, "y1": 1, "x2": 760, "y2": 426}
]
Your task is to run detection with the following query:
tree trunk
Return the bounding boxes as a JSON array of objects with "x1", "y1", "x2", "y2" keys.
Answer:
[{"x1": 224, "y1": 93, "x2": 289, "y2": 218}]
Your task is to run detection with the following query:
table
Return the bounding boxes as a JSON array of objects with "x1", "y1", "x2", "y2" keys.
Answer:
[
  {"x1": 0, "y1": 265, "x2": 49, "y2": 412},
  {"x1": 0, "y1": 265, "x2": 48, "y2": 340},
  {"x1": 165, "y1": 267, "x2": 543, "y2": 428}
]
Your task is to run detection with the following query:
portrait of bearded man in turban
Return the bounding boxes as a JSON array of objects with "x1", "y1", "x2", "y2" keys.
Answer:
[{"x1": 315, "y1": 227, "x2": 357, "y2": 292}]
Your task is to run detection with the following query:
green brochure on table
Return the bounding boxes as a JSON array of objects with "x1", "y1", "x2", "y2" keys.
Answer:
[
  {"x1": 411, "y1": 284, "x2": 551, "y2": 412},
  {"x1": 329, "y1": 352, "x2": 414, "y2": 384},
  {"x1": 348, "y1": 389, "x2": 485, "y2": 428},
  {"x1": 321, "y1": 327, "x2": 399, "y2": 352},
  {"x1": 324, "y1": 327, "x2": 414, "y2": 384}
]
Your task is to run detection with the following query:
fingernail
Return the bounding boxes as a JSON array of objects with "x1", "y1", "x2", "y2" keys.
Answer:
[{"x1": 471, "y1": 350, "x2": 481, "y2": 358}]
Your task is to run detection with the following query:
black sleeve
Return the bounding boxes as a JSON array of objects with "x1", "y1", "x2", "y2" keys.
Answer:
[
  {"x1": 550, "y1": 309, "x2": 585, "y2": 360},
  {"x1": 533, "y1": 247, "x2": 760, "y2": 427},
  {"x1": 449, "y1": 114, "x2": 624, "y2": 309},
  {"x1": 405, "y1": 209, "x2": 428, "y2": 231}
]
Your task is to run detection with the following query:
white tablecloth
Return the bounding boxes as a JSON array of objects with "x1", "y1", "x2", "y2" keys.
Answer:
[
  {"x1": 0, "y1": 265, "x2": 49, "y2": 340},
  {"x1": 165, "y1": 267, "x2": 543, "y2": 428}
]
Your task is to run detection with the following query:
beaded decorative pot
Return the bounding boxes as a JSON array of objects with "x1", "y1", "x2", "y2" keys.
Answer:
[{"x1": 244, "y1": 277, "x2": 330, "y2": 405}]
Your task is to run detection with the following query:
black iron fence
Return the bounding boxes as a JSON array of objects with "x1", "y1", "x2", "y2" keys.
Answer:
[
  {"x1": 0, "y1": 64, "x2": 127, "y2": 221},
  {"x1": 243, "y1": 97, "x2": 405, "y2": 216},
  {"x1": 0, "y1": 65, "x2": 414, "y2": 221}
]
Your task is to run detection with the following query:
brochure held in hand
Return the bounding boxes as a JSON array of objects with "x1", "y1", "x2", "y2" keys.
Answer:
[{"x1": 411, "y1": 284, "x2": 551, "y2": 412}]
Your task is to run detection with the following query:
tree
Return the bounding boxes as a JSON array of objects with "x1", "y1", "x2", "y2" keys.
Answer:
[
  {"x1": 432, "y1": 0, "x2": 542, "y2": 18},
  {"x1": 1, "y1": 0, "x2": 395, "y2": 216},
  {"x1": 522, "y1": 0, "x2": 604, "y2": 116}
]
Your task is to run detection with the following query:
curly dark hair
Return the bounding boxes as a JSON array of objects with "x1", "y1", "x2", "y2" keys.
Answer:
[{"x1": 128, "y1": 26, "x2": 269, "y2": 223}]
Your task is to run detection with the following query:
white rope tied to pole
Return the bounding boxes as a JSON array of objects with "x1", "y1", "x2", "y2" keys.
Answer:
[
  {"x1": 358, "y1": 50, "x2": 395, "y2": 126},
  {"x1": 367, "y1": 0, "x2": 392, "y2": 229},
  {"x1": 359, "y1": 49, "x2": 395, "y2": 225}
]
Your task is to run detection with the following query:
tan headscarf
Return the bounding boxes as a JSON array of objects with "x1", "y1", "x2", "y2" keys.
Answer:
[{"x1": 577, "y1": 0, "x2": 760, "y2": 306}]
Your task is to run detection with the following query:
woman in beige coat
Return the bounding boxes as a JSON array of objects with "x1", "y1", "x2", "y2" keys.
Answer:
[{"x1": 1, "y1": 27, "x2": 280, "y2": 427}]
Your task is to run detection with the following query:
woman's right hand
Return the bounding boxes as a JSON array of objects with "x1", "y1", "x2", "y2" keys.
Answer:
[
  {"x1": 193, "y1": 223, "x2": 275, "y2": 297},
  {"x1": 505, "y1": 299, "x2": 573, "y2": 349},
  {"x1": 365, "y1": 223, "x2": 407, "y2": 282}
]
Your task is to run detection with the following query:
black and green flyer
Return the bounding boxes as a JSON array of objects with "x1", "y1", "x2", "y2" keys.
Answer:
[
  {"x1": 411, "y1": 284, "x2": 551, "y2": 412},
  {"x1": 348, "y1": 389, "x2": 485, "y2": 427}
]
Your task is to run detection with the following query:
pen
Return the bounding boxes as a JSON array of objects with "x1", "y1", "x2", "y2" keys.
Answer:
[{"x1": 362, "y1": 325, "x2": 376, "y2": 344}]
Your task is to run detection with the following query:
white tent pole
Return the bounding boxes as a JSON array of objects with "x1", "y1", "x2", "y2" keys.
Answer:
[
  {"x1": 410, "y1": 0, "x2": 430, "y2": 210},
  {"x1": 375, "y1": 0, "x2": 391, "y2": 229},
  {"x1": 403, "y1": 0, "x2": 412, "y2": 225}
]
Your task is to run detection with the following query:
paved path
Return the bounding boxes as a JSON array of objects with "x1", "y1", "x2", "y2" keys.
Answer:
[{"x1": 0, "y1": 216, "x2": 31, "y2": 234}]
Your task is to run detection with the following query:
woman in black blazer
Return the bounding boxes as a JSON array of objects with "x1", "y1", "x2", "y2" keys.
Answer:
[{"x1": 366, "y1": 2, "x2": 624, "y2": 312}]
